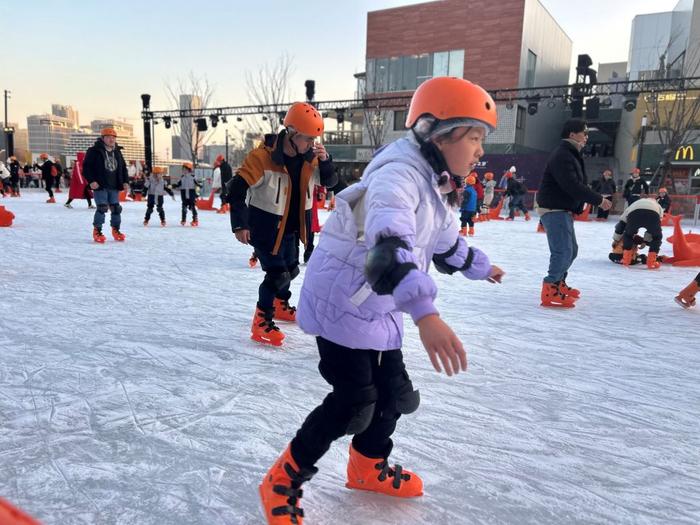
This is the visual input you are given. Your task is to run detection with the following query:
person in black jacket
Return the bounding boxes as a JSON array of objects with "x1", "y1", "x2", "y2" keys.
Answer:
[
  {"x1": 83, "y1": 128, "x2": 129, "y2": 243},
  {"x1": 593, "y1": 168, "x2": 616, "y2": 221},
  {"x1": 228, "y1": 102, "x2": 337, "y2": 346},
  {"x1": 8, "y1": 156, "x2": 21, "y2": 196},
  {"x1": 656, "y1": 187, "x2": 671, "y2": 213},
  {"x1": 504, "y1": 174, "x2": 530, "y2": 220},
  {"x1": 536, "y1": 119, "x2": 612, "y2": 307},
  {"x1": 53, "y1": 158, "x2": 63, "y2": 192},
  {"x1": 623, "y1": 168, "x2": 649, "y2": 206},
  {"x1": 38, "y1": 153, "x2": 56, "y2": 202}
]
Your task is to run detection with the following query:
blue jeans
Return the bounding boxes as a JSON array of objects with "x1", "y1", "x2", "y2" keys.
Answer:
[
  {"x1": 93, "y1": 189, "x2": 122, "y2": 229},
  {"x1": 540, "y1": 211, "x2": 578, "y2": 283}
]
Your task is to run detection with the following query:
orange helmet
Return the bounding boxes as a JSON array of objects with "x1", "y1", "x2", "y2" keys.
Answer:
[
  {"x1": 101, "y1": 127, "x2": 117, "y2": 137},
  {"x1": 632, "y1": 168, "x2": 640, "y2": 174},
  {"x1": 466, "y1": 175, "x2": 476, "y2": 185},
  {"x1": 484, "y1": 172, "x2": 494, "y2": 180},
  {"x1": 659, "y1": 187, "x2": 667, "y2": 193},
  {"x1": 283, "y1": 102, "x2": 324, "y2": 137},
  {"x1": 405, "y1": 77, "x2": 497, "y2": 132},
  {"x1": 39, "y1": 153, "x2": 49, "y2": 160},
  {"x1": 152, "y1": 167, "x2": 162, "y2": 174},
  {"x1": 182, "y1": 162, "x2": 193, "y2": 170}
]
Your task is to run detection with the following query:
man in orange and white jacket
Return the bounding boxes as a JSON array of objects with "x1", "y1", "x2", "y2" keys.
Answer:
[{"x1": 228, "y1": 102, "x2": 337, "y2": 346}]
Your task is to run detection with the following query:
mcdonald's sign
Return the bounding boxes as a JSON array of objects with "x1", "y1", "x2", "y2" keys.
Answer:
[{"x1": 675, "y1": 145, "x2": 695, "y2": 161}]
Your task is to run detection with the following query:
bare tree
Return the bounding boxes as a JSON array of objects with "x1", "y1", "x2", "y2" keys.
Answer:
[
  {"x1": 359, "y1": 71, "x2": 391, "y2": 149},
  {"x1": 165, "y1": 73, "x2": 216, "y2": 165},
  {"x1": 641, "y1": 43, "x2": 700, "y2": 193},
  {"x1": 245, "y1": 53, "x2": 294, "y2": 135}
]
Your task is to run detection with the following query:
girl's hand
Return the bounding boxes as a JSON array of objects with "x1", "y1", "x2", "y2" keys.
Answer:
[{"x1": 417, "y1": 315, "x2": 467, "y2": 376}]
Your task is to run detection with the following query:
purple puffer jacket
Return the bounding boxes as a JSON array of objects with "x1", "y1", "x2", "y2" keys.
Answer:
[{"x1": 297, "y1": 135, "x2": 492, "y2": 350}]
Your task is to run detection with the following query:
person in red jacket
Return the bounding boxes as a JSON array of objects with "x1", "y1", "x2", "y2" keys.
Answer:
[
  {"x1": 64, "y1": 152, "x2": 95, "y2": 208},
  {"x1": 472, "y1": 171, "x2": 484, "y2": 219}
]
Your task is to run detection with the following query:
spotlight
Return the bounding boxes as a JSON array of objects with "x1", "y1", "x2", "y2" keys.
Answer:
[
  {"x1": 262, "y1": 115, "x2": 268, "y2": 121},
  {"x1": 221, "y1": 116, "x2": 227, "y2": 124},
  {"x1": 172, "y1": 119, "x2": 178, "y2": 124},
  {"x1": 210, "y1": 115, "x2": 219, "y2": 127},
  {"x1": 527, "y1": 102, "x2": 539, "y2": 115},
  {"x1": 140, "y1": 94, "x2": 151, "y2": 109},
  {"x1": 196, "y1": 118, "x2": 208, "y2": 132},
  {"x1": 624, "y1": 99, "x2": 637, "y2": 112},
  {"x1": 236, "y1": 117, "x2": 243, "y2": 122},
  {"x1": 322, "y1": 112, "x2": 329, "y2": 118},
  {"x1": 163, "y1": 117, "x2": 172, "y2": 129},
  {"x1": 305, "y1": 79, "x2": 316, "y2": 102},
  {"x1": 336, "y1": 110, "x2": 345, "y2": 125}
]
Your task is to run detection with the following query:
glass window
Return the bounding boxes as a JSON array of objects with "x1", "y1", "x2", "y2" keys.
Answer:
[
  {"x1": 394, "y1": 110, "x2": 407, "y2": 131},
  {"x1": 375, "y1": 58, "x2": 389, "y2": 92},
  {"x1": 366, "y1": 59, "x2": 375, "y2": 93},
  {"x1": 448, "y1": 49, "x2": 465, "y2": 77},
  {"x1": 402, "y1": 55, "x2": 418, "y2": 90},
  {"x1": 526, "y1": 50, "x2": 537, "y2": 88},
  {"x1": 433, "y1": 51, "x2": 449, "y2": 76},
  {"x1": 516, "y1": 106, "x2": 526, "y2": 129},
  {"x1": 389, "y1": 57, "x2": 402, "y2": 92},
  {"x1": 416, "y1": 53, "x2": 432, "y2": 85}
]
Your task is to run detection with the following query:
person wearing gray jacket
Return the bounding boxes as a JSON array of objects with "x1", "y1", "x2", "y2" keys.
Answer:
[
  {"x1": 143, "y1": 168, "x2": 168, "y2": 226},
  {"x1": 173, "y1": 162, "x2": 200, "y2": 226}
]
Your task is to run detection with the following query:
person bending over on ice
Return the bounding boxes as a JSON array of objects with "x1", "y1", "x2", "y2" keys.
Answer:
[
  {"x1": 675, "y1": 272, "x2": 700, "y2": 308},
  {"x1": 83, "y1": 128, "x2": 129, "y2": 243},
  {"x1": 143, "y1": 167, "x2": 169, "y2": 227},
  {"x1": 612, "y1": 196, "x2": 664, "y2": 269},
  {"x1": 228, "y1": 102, "x2": 336, "y2": 347},
  {"x1": 609, "y1": 235, "x2": 666, "y2": 265},
  {"x1": 258, "y1": 77, "x2": 505, "y2": 525},
  {"x1": 173, "y1": 162, "x2": 200, "y2": 226}
]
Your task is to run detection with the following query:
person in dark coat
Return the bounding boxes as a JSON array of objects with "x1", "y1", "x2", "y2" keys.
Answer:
[
  {"x1": 536, "y1": 119, "x2": 611, "y2": 307},
  {"x1": 656, "y1": 187, "x2": 671, "y2": 213},
  {"x1": 593, "y1": 168, "x2": 616, "y2": 221},
  {"x1": 504, "y1": 174, "x2": 529, "y2": 220},
  {"x1": 83, "y1": 128, "x2": 129, "y2": 242},
  {"x1": 623, "y1": 168, "x2": 649, "y2": 206}
]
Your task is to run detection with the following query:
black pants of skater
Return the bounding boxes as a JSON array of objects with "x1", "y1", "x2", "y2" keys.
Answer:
[
  {"x1": 255, "y1": 233, "x2": 299, "y2": 312},
  {"x1": 290, "y1": 337, "x2": 412, "y2": 470},
  {"x1": 621, "y1": 209, "x2": 663, "y2": 252},
  {"x1": 596, "y1": 195, "x2": 612, "y2": 219},
  {"x1": 180, "y1": 191, "x2": 197, "y2": 222},
  {"x1": 45, "y1": 177, "x2": 54, "y2": 198},
  {"x1": 508, "y1": 194, "x2": 528, "y2": 218},
  {"x1": 145, "y1": 195, "x2": 165, "y2": 222},
  {"x1": 460, "y1": 210, "x2": 475, "y2": 228}
]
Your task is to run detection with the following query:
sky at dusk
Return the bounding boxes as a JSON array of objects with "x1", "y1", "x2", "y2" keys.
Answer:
[{"x1": 1, "y1": 0, "x2": 681, "y2": 156}]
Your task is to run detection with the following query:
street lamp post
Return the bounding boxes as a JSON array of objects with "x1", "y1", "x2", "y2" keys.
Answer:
[
  {"x1": 225, "y1": 129, "x2": 229, "y2": 163},
  {"x1": 4, "y1": 89, "x2": 14, "y2": 157}
]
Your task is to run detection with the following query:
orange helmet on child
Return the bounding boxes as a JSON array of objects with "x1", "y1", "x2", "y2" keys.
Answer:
[
  {"x1": 182, "y1": 162, "x2": 193, "y2": 171},
  {"x1": 39, "y1": 153, "x2": 49, "y2": 160},
  {"x1": 659, "y1": 187, "x2": 668, "y2": 193},
  {"x1": 466, "y1": 175, "x2": 476, "y2": 185},
  {"x1": 484, "y1": 172, "x2": 494, "y2": 180},
  {"x1": 283, "y1": 102, "x2": 324, "y2": 137},
  {"x1": 405, "y1": 77, "x2": 497, "y2": 133}
]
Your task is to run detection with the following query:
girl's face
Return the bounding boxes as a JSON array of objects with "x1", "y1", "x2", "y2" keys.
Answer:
[{"x1": 434, "y1": 127, "x2": 486, "y2": 177}]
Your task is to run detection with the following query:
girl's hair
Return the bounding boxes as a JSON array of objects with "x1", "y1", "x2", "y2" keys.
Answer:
[{"x1": 433, "y1": 127, "x2": 472, "y2": 207}]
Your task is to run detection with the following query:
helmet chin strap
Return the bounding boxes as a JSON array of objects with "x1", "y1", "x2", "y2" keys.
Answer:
[{"x1": 412, "y1": 129, "x2": 464, "y2": 193}]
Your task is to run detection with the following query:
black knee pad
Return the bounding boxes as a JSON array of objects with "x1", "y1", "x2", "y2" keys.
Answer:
[
  {"x1": 334, "y1": 384, "x2": 379, "y2": 435},
  {"x1": 97, "y1": 203, "x2": 109, "y2": 213},
  {"x1": 263, "y1": 270, "x2": 291, "y2": 293},
  {"x1": 378, "y1": 372, "x2": 420, "y2": 419},
  {"x1": 110, "y1": 204, "x2": 122, "y2": 214}
]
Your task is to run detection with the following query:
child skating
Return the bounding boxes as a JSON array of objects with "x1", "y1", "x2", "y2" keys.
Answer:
[
  {"x1": 143, "y1": 167, "x2": 168, "y2": 227},
  {"x1": 174, "y1": 162, "x2": 200, "y2": 226},
  {"x1": 259, "y1": 77, "x2": 505, "y2": 524},
  {"x1": 459, "y1": 174, "x2": 477, "y2": 236}
]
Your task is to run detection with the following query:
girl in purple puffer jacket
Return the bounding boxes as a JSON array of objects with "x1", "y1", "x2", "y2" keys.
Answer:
[{"x1": 259, "y1": 77, "x2": 505, "y2": 525}]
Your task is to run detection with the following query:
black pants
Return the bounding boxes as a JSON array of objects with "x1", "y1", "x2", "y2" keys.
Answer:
[
  {"x1": 45, "y1": 178, "x2": 54, "y2": 198},
  {"x1": 597, "y1": 195, "x2": 611, "y2": 219},
  {"x1": 623, "y1": 209, "x2": 662, "y2": 253},
  {"x1": 145, "y1": 195, "x2": 165, "y2": 222},
  {"x1": 508, "y1": 194, "x2": 528, "y2": 218},
  {"x1": 255, "y1": 233, "x2": 299, "y2": 312},
  {"x1": 291, "y1": 337, "x2": 412, "y2": 470},
  {"x1": 460, "y1": 210, "x2": 475, "y2": 228},
  {"x1": 180, "y1": 190, "x2": 197, "y2": 222}
]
